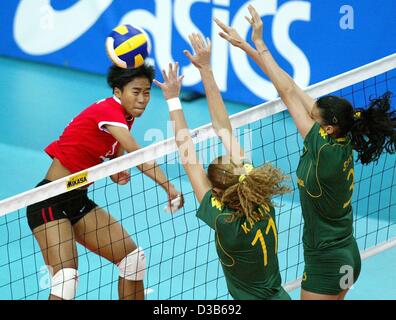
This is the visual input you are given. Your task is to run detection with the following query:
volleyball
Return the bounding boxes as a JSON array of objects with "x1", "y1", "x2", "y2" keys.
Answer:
[{"x1": 105, "y1": 24, "x2": 151, "y2": 69}]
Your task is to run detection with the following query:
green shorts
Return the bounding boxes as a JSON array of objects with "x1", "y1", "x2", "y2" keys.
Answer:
[
  {"x1": 301, "y1": 240, "x2": 361, "y2": 295},
  {"x1": 268, "y1": 287, "x2": 292, "y2": 300}
]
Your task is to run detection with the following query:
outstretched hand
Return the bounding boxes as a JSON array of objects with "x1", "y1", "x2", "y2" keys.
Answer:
[
  {"x1": 165, "y1": 185, "x2": 185, "y2": 214},
  {"x1": 183, "y1": 33, "x2": 211, "y2": 70},
  {"x1": 245, "y1": 4, "x2": 264, "y2": 44},
  {"x1": 214, "y1": 17, "x2": 246, "y2": 48},
  {"x1": 214, "y1": 4, "x2": 266, "y2": 49},
  {"x1": 110, "y1": 170, "x2": 130, "y2": 185},
  {"x1": 153, "y1": 62, "x2": 184, "y2": 101}
]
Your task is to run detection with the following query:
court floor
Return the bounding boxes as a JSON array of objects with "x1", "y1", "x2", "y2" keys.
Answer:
[{"x1": 0, "y1": 56, "x2": 395, "y2": 300}]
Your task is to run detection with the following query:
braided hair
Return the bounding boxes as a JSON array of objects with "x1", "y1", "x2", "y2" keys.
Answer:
[{"x1": 207, "y1": 156, "x2": 291, "y2": 221}]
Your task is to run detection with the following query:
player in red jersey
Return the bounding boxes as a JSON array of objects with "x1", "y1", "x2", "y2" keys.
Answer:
[{"x1": 26, "y1": 64, "x2": 184, "y2": 300}]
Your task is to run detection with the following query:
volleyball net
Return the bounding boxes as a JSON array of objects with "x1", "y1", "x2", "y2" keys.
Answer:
[{"x1": 0, "y1": 54, "x2": 395, "y2": 300}]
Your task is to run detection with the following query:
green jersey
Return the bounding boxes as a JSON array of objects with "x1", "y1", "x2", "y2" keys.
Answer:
[
  {"x1": 296, "y1": 122, "x2": 355, "y2": 250},
  {"x1": 197, "y1": 190, "x2": 290, "y2": 300}
]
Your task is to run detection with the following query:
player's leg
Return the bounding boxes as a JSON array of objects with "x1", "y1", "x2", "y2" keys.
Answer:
[
  {"x1": 73, "y1": 207, "x2": 145, "y2": 300},
  {"x1": 300, "y1": 288, "x2": 339, "y2": 300},
  {"x1": 32, "y1": 219, "x2": 79, "y2": 300},
  {"x1": 337, "y1": 289, "x2": 349, "y2": 300},
  {"x1": 26, "y1": 180, "x2": 80, "y2": 300}
]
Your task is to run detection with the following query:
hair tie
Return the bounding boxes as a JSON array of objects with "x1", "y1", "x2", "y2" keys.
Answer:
[{"x1": 239, "y1": 164, "x2": 254, "y2": 183}]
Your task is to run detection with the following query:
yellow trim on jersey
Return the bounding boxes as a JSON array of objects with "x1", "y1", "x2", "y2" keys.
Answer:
[
  {"x1": 305, "y1": 151, "x2": 322, "y2": 198},
  {"x1": 305, "y1": 139, "x2": 352, "y2": 199},
  {"x1": 215, "y1": 213, "x2": 235, "y2": 267}
]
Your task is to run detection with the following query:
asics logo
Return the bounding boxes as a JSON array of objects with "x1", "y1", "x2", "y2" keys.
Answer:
[
  {"x1": 14, "y1": 0, "x2": 113, "y2": 55},
  {"x1": 13, "y1": 0, "x2": 311, "y2": 101}
]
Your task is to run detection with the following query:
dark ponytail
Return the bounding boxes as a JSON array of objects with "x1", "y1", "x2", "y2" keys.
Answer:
[
  {"x1": 350, "y1": 91, "x2": 396, "y2": 165},
  {"x1": 317, "y1": 92, "x2": 395, "y2": 165}
]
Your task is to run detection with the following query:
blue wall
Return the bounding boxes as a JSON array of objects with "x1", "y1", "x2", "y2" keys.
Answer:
[{"x1": 0, "y1": 0, "x2": 395, "y2": 105}]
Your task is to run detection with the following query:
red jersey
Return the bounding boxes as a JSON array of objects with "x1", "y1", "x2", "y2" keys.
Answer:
[{"x1": 45, "y1": 97, "x2": 135, "y2": 173}]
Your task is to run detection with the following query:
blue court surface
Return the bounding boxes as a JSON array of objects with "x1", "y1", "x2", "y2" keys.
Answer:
[{"x1": 0, "y1": 57, "x2": 395, "y2": 300}]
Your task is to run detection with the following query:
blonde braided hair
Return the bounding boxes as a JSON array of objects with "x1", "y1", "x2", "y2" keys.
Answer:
[{"x1": 207, "y1": 156, "x2": 291, "y2": 221}]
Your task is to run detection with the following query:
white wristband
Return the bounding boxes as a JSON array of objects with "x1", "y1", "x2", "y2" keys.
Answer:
[
  {"x1": 164, "y1": 195, "x2": 182, "y2": 213},
  {"x1": 167, "y1": 98, "x2": 182, "y2": 112}
]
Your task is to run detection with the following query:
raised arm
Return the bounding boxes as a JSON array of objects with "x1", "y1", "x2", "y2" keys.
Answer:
[
  {"x1": 154, "y1": 63, "x2": 211, "y2": 203},
  {"x1": 184, "y1": 33, "x2": 245, "y2": 165},
  {"x1": 106, "y1": 125, "x2": 184, "y2": 212},
  {"x1": 215, "y1": 5, "x2": 316, "y2": 138}
]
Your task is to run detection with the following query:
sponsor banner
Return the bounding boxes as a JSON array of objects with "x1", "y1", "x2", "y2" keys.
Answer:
[{"x1": 0, "y1": 0, "x2": 395, "y2": 105}]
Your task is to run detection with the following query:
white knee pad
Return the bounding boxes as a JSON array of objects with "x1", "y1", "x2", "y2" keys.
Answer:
[
  {"x1": 51, "y1": 268, "x2": 79, "y2": 300},
  {"x1": 118, "y1": 247, "x2": 146, "y2": 281}
]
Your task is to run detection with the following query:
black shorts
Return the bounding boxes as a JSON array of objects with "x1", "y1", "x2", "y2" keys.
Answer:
[{"x1": 26, "y1": 179, "x2": 98, "y2": 231}]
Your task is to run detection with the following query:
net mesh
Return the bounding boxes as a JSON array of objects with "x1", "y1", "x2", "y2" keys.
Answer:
[{"x1": 0, "y1": 56, "x2": 395, "y2": 300}]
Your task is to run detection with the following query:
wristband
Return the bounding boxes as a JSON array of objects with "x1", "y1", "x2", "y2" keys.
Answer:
[
  {"x1": 167, "y1": 98, "x2": 182, "y2": 112},
  {"x1": 164, "y1": 195, "x2": 182, "y2": 213}
]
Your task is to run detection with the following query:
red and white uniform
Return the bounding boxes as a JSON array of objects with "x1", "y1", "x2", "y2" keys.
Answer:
[{"x1": 45, "y1": 97, "x2": 134, "y2": 173}]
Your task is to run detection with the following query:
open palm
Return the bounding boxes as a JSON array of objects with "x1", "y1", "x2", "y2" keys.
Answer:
[
  {"x1": 153, "y1": 62, "x2": 184, "y2": 100},
  {"x1": 183, "y1": 33, "x2": 211, "y2": 69}
]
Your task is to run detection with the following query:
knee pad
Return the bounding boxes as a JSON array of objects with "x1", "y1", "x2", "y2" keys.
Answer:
[
  {"x1": 51, "y1": 268, "x2": 79, "y2": 300},
  {"x1": 118, "y1": 247, "x2": 146, "y2": 281}
]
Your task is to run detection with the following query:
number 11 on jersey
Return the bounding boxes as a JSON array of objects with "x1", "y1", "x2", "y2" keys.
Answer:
[{"x1": 251, "y1": 217, "x2": 278, "y2": 267}]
